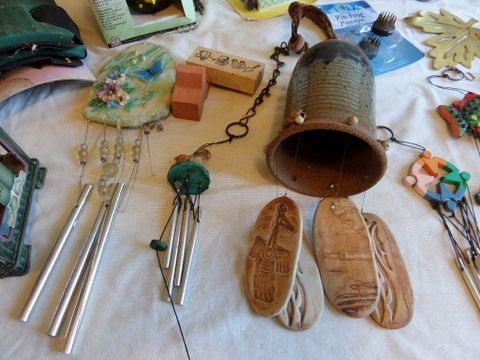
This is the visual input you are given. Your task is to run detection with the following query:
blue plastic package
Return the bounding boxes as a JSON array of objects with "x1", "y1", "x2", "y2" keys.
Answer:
[{"x1": 318, "y1": 1, "x2": 424, "y2": 76}]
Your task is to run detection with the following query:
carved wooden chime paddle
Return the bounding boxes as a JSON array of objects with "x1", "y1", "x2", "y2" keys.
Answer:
[
  {"x1": 313, "y1": 198, "x2": 380, "y2": 318},
  {"x1": 245, "y1": 196, "x2": 302, "y2": 317},
  {"x1": 364, "y1": 213, "x2": 414, "y2": 328}
]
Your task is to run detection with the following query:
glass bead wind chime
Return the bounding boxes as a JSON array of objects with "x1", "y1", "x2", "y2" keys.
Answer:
[
  {"x1": 18, "y1": 42, "x2": 177, "y2": 355},
  {"x1": 67, "y1": 42, "x2": 176, "y2": 353},
  {"x1": 78, "y1": 119, "x2": 144, "y2": 197},
  {"x1": 79, "y1": 42, "x2": 176, "y2": 196}
]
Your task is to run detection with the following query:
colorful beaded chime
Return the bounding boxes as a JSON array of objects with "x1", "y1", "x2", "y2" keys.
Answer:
[{"x1": 403, "y1": 149, "x2": 480, "y2": 311}]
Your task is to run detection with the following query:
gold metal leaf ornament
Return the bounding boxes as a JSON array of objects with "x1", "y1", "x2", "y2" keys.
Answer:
[{"x1": 406, "y1": 9, "x2": 480, "y2": 69}]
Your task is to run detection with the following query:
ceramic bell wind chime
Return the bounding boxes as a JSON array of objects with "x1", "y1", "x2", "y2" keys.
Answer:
[
  {"x1": 245, "y1": 2, "x2": 414, "y2": 330},
  {"x1": 19, "y1": 42, "x2": 176, "y2": 355}
]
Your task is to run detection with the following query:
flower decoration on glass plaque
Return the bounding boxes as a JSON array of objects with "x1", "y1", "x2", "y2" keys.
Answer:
[{"x1": 81, "y1": 43, "x2": 176, "y2": 195}]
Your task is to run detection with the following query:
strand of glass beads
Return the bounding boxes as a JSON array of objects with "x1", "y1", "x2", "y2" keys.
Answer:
[
  {"x1": 98, "y1": 124, "x2": 125, "y2": 196},
  {"x1": 77, "y1": 122, "x2": 90, "y2": 182}
]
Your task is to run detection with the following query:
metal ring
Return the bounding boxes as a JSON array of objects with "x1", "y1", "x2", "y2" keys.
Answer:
[
  {"x1": 441, "y1": 67, "x2": 465, "y2": 81},
  {"x1": 376, "y1": 125, "x2": 394, "y2": 142},
  {"x1": 226, "y1": 122, "x2": 249, "y2": 139}
]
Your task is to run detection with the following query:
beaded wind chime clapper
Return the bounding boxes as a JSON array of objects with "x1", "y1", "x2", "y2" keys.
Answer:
[
  {"x1": 19, "y1": 43, "x2": 176, "y2": 355},
  {"x1": 378, "y1": 126, "x2": 480, "y2": 312}
]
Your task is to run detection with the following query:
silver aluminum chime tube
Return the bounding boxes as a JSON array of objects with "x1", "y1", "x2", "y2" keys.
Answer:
[
  {"x1": 64, "y1": 182, "x2": 125, "y2": 354},
  {"x1": 19, "y1": 184, "x2": 94, "y2": 322},
  {"x1": 18, "y1": 182, "x2": 125, "y2": 355},
  {"x1": 164, "y1": 194, "x2": 201, "y2": 305}
]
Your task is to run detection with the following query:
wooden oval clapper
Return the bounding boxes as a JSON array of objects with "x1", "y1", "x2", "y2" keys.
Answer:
[
  {"x1": 245, "y1": 196, "x2": 303, "y2": 317},
  {"x1": 262, "y1": 3, "x2": 413, "y2": 326},
  {"x1": 313, "y1": 198, "x2": 379, "y2": 318},
  {"x1": 277, "y1": 233, "x2": 324, "y2": 330},
  {"x1": 364, "y1": 213, "x2": 414, "y2": 328}
]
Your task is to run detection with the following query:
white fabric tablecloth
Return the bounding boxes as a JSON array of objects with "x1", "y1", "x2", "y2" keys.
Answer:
[{"x1": 1, "y1": 0, "x2": 480, "y2": 359}]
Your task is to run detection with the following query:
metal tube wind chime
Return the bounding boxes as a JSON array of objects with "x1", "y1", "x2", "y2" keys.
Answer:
[
  {"x1": 151, "y1": 154, "x2": 209, "y2": 305},
  {"x1": 19, "y1": 182, "x2": 125, "y2": 354}
]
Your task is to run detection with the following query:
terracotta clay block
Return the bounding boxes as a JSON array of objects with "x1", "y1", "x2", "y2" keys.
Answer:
[
  {"x1": 313, "y1": 197, "x2": 379, "y2": 318},
  {"x1": 186, "y1": 47, "x2": 265, "y2": 94},
  {"x1": 245, "y1": 196, "x2": 302, "y2": 317},
  {"x1": 171, "y1": 64, "x2": 209, "y2": 121}
]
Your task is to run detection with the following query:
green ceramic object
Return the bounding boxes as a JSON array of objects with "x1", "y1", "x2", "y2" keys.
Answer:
[
  {"x1": 83, "y1": 43, "x2": 176, "y2": 128},
  {"x1": 167, "y1": 161, "x2": 210, "y2": 195}
]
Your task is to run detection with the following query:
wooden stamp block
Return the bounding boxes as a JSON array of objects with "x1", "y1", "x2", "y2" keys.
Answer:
[
  {"x1": 187, "y1": 47, "x2": 265, "y2": 95},
  {"x1": 313, "y1": 197, "x2": 379, "y2": 318},
  {"x1": 171, "y1": 64, "x2": 209, "y2": 121},
  {"x1": 245, "y1": 196, "x2": 302, "y2": 317},
  {"x1": 363, "y1": 213, "x2": 414, "y2": 329}
]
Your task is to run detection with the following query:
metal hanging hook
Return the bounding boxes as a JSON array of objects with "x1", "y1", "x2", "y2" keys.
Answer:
[{"x1": 441, "y1": 66, "x2": 475, "y2": 81}]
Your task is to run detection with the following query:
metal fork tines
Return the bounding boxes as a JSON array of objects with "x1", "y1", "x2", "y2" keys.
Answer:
[
  {"x1": 372, "y1": 12, "x2": 397, "y2": 36},
  {"x1": 358, "y1": 36, "x2": 381, "y2": 59}
]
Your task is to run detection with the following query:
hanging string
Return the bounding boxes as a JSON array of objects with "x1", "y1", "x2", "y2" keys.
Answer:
[
  {"x1": 143, "y1": 122, "x2": 156, "y2": 176},
  {"x1": 427, "y1": 75, "x2": 469, "y2": 95},
  {"x1": 150, "y1": 194, "x2": 192, "y2": 359},
  {"x1": 435, "y1": 205, "x2": 467, "y2": 264},
  {"x1": 428, "y1": 184, "x2": 480, "y2": 263},
  {"x1": 126, "y1": 130, "x2": 143, "y2": 193},
  {"x1": 154, "y1": 251, "x2": 191, "y2": 360},
  {"x1": 290, "y1": 132, "x2": 303, "y2": 185},
  {"x1": 473, "y1": 133, "x2": 480, "y2": 159},
  {"x1": 334, "y1": 133, "x2": 350, "y2": 197},
  {"x1": 360, "y1": 191, "x2": 368, "y2": 213},
  {"x1": 376, "y1": 125, "x2": 426, "y2": 152}
]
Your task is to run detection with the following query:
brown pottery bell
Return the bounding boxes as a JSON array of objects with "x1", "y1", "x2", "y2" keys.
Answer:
[{"x1": 266, "y1": 39, "x2": 387, "y2": 197}]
